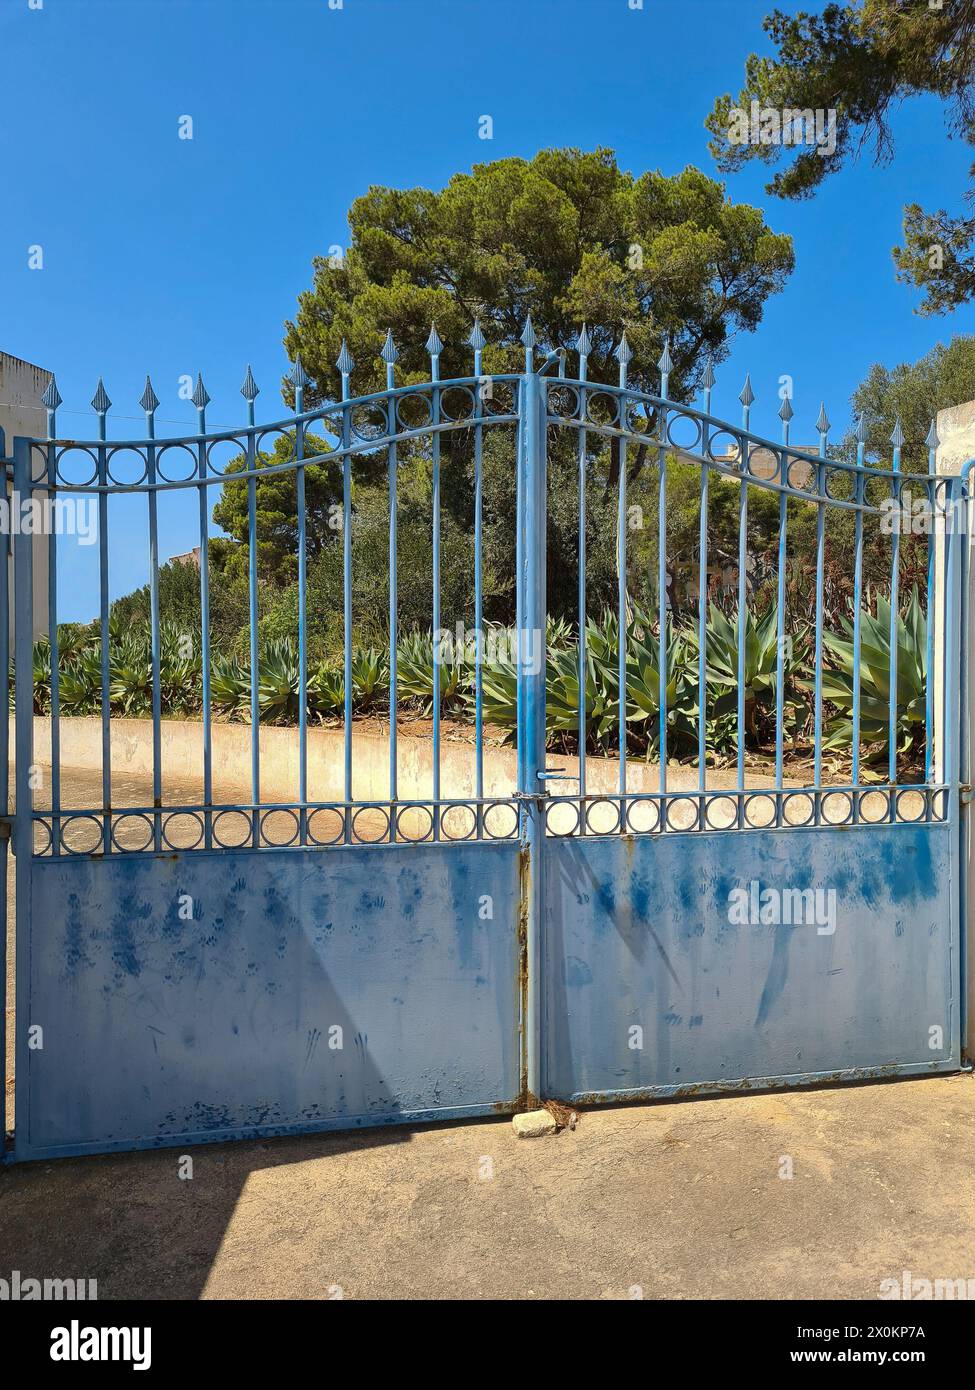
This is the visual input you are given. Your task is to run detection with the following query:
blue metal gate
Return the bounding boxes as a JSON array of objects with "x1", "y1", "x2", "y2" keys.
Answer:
[{"x1": 1, "y1": 320, "x2": 967, "y2": 1161}]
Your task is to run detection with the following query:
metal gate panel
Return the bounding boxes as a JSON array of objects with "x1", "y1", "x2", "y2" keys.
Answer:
[
  {"x1": 543, "y1": 824, "x2": 959, "y2": 1102},
  {"x1": 19, "y1": 841, "x2": 521, "y2": 1160}
]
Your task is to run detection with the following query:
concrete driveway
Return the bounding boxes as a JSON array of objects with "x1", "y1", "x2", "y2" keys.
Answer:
[{"x1": 1, "y1": 1074, "x2": 973, "y2": 1300}]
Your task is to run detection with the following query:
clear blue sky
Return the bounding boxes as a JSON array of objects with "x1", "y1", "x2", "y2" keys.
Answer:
[{"x1": 2, "y1": 0, "x2": 972, "y2": 620}]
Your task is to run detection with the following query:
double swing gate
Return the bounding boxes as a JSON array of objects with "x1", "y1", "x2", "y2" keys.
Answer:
[{"x1": 1, "y1": 320, "x2": 969, "y2": 1161}]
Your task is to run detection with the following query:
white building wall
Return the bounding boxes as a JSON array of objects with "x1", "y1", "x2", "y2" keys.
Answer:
[{"x1": 0, "y1": 351, "x2": 52, "y2": 638}]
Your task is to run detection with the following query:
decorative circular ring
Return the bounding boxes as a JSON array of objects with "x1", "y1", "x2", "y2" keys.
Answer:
[
  {"x1": 161, "y1": 810, "x2": 204, "y2": 851},
  {"x1": 482, "y1": 799, "x2": 518, "y2": 839},
  {"x1": 624, "y1": 797, "x2": 660, "y2": 835},
  {"x1": 665, "y1": 796, "x2": 701, "y2": 832},
  {"x1": 704, "y1": 794, "x2": 738, "y2": 831},
  {"x1": 106, "y1": 446, "x2": 149, "y2": 487},
  {"x1": 205, "y1": 436, "x2": 248, "y2": 477},
  {"x1": 931, "y1": 787, "x2": 948, "y2": 822},
  {"x1": 585, "y1": 797, "x2": 621, "y2": 835},
  {"x1": 856, "y1": 789, "x2": 890, "y2": 824},
  {"x1": 746, "y1": 444, "x2": 780, "y2": 482},
  {"x1": 395, "y1": 803, "x2": 434, "y2": 843},
  {"x1": 212, "y1": 809, "x2": 253, "y2": 848},
  {"x1": 56, "y1": 446, "x2": 99, "y2": 488},
  {"x1": 787, "y1": 456, "x2": 816, "y2": 492},
  {"x1": 743, "y1": 793, "x2": 776, "y2": 829},
  {"x1": 894, "y1": 788, "x2": 925, "y2": 824},
  {"x1": 706, "y1": 429, "x2": 743, "y2": 470},
  {"x1": 156, "y1": 443, "x2": 199, "y2": 484},
  {"x1": 260, "y1": 807, "x2": 300, "y2": 847},
  {"x1": 60, "y1": 813, "x2": 103, "y2": 855},
  {"x1": 666, "y1": 411, "x2": 702, "y2": 453},
  {"x1": 395, "y1": 392, "x2": 433, "y2": 432},
  {"x1": 441, "y1": 386, "x2": 477, "y2": 423},
  {"x1": 545, "y1": 798, "x2": 581, "y2": 837},
  {"x1": 307, "y1": 806, "x2": 346, "y2": 846},
  {"x1": 110, "y1": 812, "x2": 154, "y2": 853},
  {"x1": 440, "y1": 802, "x2": 478, "y2": 841},
  {"x1": 351, "y1": 804, "x2": 391, "y2": 843},
  {"x1": 547, "y1": 385, "x2": 581, "y2": 422},
  {"x1": 782, "y1": 792, "x2": 815, "y2": 827},
  {"x1": 256, "y1": 429, "x2": 297, "y2": 464},
  {"x1": 350, "y1": 404, "x2": 390, "y2": 442},
  {"x1": 820, "y1": 790, "x2": 853, "y2": 826},
  {"x1": 586, "y1": 392, "x2": 621, "y2": 428}
]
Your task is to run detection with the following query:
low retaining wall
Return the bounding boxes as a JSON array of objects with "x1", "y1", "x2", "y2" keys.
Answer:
[{"x1": 22, "y1": 716, "x2": 678, "y2": 804}]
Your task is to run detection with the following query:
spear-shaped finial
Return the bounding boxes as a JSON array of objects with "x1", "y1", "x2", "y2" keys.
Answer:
[
  {"x1": 816, "y1": 401, "x2": 831, "y2": 437},
  {"x1": 657, "y1": 337, "x2": 673, "y2": 398},
  {"x1": 778, "y1": 394, "x2": 794, "y2": 442},
  {"x1": 191, "y1": 373, "x2": 210, "y2": 411},
  {"x1": 380, "y1": 330, "x2": 398, "y2": 366},
  {"x1": 520, "y1": 314, "x2": 536, "y2": 371},
  {"x1": 890, "y1": 417, "x2": 905, "y2": 450},
  {"x1": 854, "y1": 412, "x2": 869, "y2": 446},
  {"x1": 615, "y1": 331, "x2": 632, "y2": 387},
  {"x1": 139, "y1": 375, "x2": 160, "y2": 415},
  {"x1": 738, "y1": 374, "x2": 755, "y2": 410},
  {"x1": 426, "y1": 323, "x2": 443, "y2": 358},
  {"x1": 42, "y1": 375, "x2": 63, "y2": 412},
  {"x1": 701, "y1": 357, "x2": 716, "y2": 392},
  {"x1": 90, "y1": 377, "x2": 112, "y2": 414},
  {"x1": 925, "y1": 418, "x2": 940, "y2": 453},
  {"x1": 467, "y1": 318, "x2": 486, "y2": 352},
  {"x1": 289, "y1": 355, "x2": 311, "y2": 389},
  {"x1": 240, "y1": 364, "x2": 260, "y2": 402},
  {"x1": 335, "y1": 339, "x2": 355, "y2": 376}
]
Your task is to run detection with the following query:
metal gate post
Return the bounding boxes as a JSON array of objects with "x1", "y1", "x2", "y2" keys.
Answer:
[
  {"x1": 517, "y1": 366, "x2": 547, "y2": 1105},
  {"x1": 12, "y1": 436, "x2": 33, "y2": 1158}
]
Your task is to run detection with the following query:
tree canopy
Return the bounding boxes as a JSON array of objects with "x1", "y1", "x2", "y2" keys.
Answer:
[
  {"x1": 705, "y1": 0, "x2": 975, "y2": 314},
  {"x1": 283, "y1": 147, "x2": 794, "y2": 404}
]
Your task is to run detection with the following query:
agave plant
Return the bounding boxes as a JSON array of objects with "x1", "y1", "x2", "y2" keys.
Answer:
[
  {"x1": 819, "y1": 587, "x2": 927, "y2": 767},
  {"x1": 396, "y1": 632, "x2": 466, "y2": 714},
  {"x1": 211, "y1": 652, "x2": 250, "y2": 717},
  {"x1": 683, "y1": 602, "x2": 807, "y2": 746},
  {"x1": 351, "y1": 647, "x2": 389, "y2": 710},
  {"x1": 32, "y1": 638, "x2": 52, "y2": 714},
  {"x1": 308, "y1": 662, "x2": 344, "y2": 718}
]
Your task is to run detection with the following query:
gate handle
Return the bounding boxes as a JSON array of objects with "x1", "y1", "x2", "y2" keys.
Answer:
[{"x1": 537, "y1": 769, "x2": 579, "y2": 784}]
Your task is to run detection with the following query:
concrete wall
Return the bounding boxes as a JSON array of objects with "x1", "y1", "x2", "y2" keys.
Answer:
[
  {"x1": 24, "y1": 715, "x2": 720, "y2": 805},
  {"x1": 0, "y1": 351, "x2": 52, "y2": 638}
]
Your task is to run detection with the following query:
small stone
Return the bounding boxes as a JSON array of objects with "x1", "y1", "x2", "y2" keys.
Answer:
[{"x1": 512, "y1": 1109, "x2": 557, "y2": 1138}]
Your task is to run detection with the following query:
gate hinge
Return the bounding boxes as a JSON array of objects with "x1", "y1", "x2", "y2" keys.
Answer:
[{"x1": 960, "y1": 785, "x2": 973, "y2": 806}]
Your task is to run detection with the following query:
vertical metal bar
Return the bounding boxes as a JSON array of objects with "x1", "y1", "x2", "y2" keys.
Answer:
[
  {"x1": 698, "y1": 361, "x2": 714, "y2": 800},
  {"x1": 143, "y1": 382, "x2": 162, "y2": 852},
  {"x1": 94, "y1": 386, "x2": 111, "y2": 854},
  {"x1": 774, "y1": 402, "x2": 791, "y2": 798},
  {"x1": 889, "y1": 421, "x2": 903, "y2": 795},
  {"x1": 338, "y1": 343, "x2": 354, "y2": 840},
  {"x1": 814, "y1": 404, "x2": 830, "y2": 798},
  {"x1": 380, "y1": 336, "x2": 398, "y2": 840},
  {"x1": 45, "y1": 397, "x2": 60, "y2": 856},
  {"x1": 247, "y1": 403, "x2": 260, "y2": 845},
  {"x1": 617, "y1": 433, "x2": 627, "y2": 811},
  {"x1": 12, "y1": 436, "x2": 33, "y2": 1158},
  {"x1": 851, "y1": 420, "x2": 866, "y2": 802},
  {"x1": 577, "y1": 326, "x2": 590, "y2": 826},
  {"x1": 656, "y1": 340, "x2": 669, "y2": 800},
  {"x1": 0, "y1": 445, "x2": 9, "y2": 1155},
  {"x1": 737, "y1": 379, "x2": 753, "y2": 818},
  {"x1": 470, "y1": 323, "x2": 485, "y2": 835},
  {"x1": 429, "y1": 328, "x2": 442, "y2": 838},
  {"x1": 519, "y1": 365, "x2": 547, "y2": 1104},
  {"x1": 925, "y1": 423, "x2": 938, "y2": 784},
  {"x1": 293, "y1": 365, "x2": 308, "y2": 846},
  {"x1": 198, "y1": 384, "x2": 214, "y2": 851}
]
